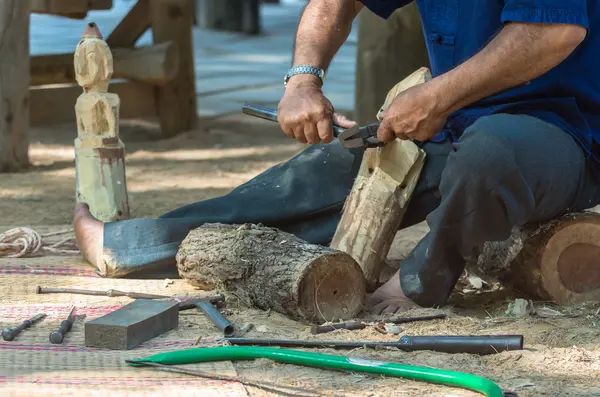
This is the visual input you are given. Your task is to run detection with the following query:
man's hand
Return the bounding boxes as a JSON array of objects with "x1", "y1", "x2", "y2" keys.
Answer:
[
  {"x1": 277, "y1": 77, "x2": 357, "y2": 144},
  {"x1": 377, "y1": 83, "x2": 447, "y2": 142}
]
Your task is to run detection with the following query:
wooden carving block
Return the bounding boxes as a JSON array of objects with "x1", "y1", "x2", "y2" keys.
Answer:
[
  {"x1": 84, "y1": 299, "x2": 179, "y2": 350},
  {"x1": 330, "y1": 68, "x2": 431, "y2": 291}
]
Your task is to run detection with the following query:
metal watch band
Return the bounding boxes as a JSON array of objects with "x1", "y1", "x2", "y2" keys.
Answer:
[{"x1": 284, "y1": 66, "x2": 325, "y2": 87}]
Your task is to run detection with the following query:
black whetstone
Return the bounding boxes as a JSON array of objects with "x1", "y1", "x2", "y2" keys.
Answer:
[{"x1": 84, "y1": 299, "x2": 179, "y2": 350}]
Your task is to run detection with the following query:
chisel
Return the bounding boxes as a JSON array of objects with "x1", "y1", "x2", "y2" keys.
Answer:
[
  {"x1": 2, "y1": 313, "x2": 46, "y2": 341},
  {"x1": 49, "y1": 307, "x2": 76, "y2": 344}
]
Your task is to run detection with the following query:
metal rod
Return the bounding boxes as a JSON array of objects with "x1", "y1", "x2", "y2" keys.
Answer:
[
  {"x1": 387, "y1": 313, "x2": 448, "y2": 325},
  {"x1": 311, "y1": 313, "x2": 448, "y2": 335},
  {"x1": 311, "y1": 321, "x2": 366, "y2": 335},
  {"x1": 220, "y1": 335, "x2": 524, "y2": 355},
  {"x1": 242, "y1": 103, "x2": 345, "y2": 137},
  {"x1": 2, "y1": 313, "x2": 46, "y2": 341},
  {"x1": 196, "y1": 301, "x2": 235, "y2": 337},
  {"x1": 36, "y1": 286, "x2": 224, "y2": 305}
]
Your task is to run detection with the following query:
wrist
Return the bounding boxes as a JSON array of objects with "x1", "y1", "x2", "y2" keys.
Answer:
[
  {"x1": 429, "y1": 74, "x2": 463, "y2": 116},
  {"x1": 285, "y1": 74, "x2": 323, "y2": 90}
]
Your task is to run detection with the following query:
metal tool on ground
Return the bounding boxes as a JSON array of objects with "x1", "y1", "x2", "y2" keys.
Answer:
[
  {"x1": 49, "y1": 307, "x2": 77, "y2": 344},
  {"x1": 241, "y1": 103, "x2": 384, "y2": 149},
  {"x1": 220, "y1": 334, "x2": 524, "y2": 355},
  {"x1": 36, "y1": 285, "x2": 224, "y2": 305},
  {"x1": 311, "y1": 313, "x2": 448, "y2": 335},
  {"x1": 85, "y1": 299, "x2": 179, "y2": 350},
  {"x1": 196, "y1": 301, "x2": 235, "y2": 337},
  {"x1": 2, "y1": 313, "x2": 46, "y2": 341}
]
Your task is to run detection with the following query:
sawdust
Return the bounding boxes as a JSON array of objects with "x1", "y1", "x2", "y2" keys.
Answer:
[{"x1": 2, "y1": 115, "x2": 600, "y2": 396}]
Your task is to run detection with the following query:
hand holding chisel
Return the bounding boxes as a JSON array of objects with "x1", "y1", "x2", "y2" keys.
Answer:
[
  {"x1": 49, "y1": 307, "x2": 76, "y2": 344},
  {"x1": 2, "y1": 313, "x2": 46, "y2": 341}
]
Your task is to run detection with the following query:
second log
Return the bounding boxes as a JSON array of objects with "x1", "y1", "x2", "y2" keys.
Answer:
[{"x1": 176, "y1": 223, "x2": 367, "y2": 323}]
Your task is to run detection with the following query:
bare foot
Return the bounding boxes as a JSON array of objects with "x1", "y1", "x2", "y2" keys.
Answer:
[
  {"x1": 73, "y1": 203, "x2": 104, "y2": 268},
  {"x1": 366, "y1": 270, "x2": 419, "y2": 314}
]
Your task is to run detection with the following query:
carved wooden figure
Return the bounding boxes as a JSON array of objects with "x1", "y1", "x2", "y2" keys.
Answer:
[{"x1": 74, "y1": 22, "x2": 130, "y2": 221}]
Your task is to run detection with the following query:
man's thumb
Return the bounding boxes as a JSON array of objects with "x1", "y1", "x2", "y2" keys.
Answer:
[{"x1": 332, "y1": 112, "x2": 358, "y2": 129}]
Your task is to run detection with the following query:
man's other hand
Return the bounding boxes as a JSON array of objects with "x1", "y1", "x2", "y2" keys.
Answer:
[
  {"x1": 277, "y1": 76, "x2": 357, "y2": 144},
  {"x1": 377, "y1": 82, "x2": 448, "y2": 143}
]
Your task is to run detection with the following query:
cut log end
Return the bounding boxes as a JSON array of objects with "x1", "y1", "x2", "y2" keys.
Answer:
[
  {"x1": 476, "y1": 212, "x2": 600, "y2": 306},
  {"x1": 298, "y1": 252, "x2": 366, "y2": 322}
]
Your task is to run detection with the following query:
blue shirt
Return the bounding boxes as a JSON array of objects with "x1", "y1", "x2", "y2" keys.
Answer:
[{"x1": 359, "y1": 0, "x2": 600, "y2": 169}]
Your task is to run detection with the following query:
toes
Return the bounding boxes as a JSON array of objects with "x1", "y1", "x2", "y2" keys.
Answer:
[{"x1": 369, "y1": 300, "x2": 392, "y2": 315}]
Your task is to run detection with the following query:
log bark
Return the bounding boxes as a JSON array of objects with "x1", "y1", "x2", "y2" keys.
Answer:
[
  {"x1": 472, "y1": 212, "x2": 600, "y2": 306},
  {"x1": 176, "y1": 224, "x2": 367, "y2": 323},
  {"x1": 355, "y1": 3, "x2": 430, "y2": 126},
  {"x1": 330, "y1": 68, "x2": 430, "y2": 291},
  {"x1": 74, "y1": 23, "x2": 130, "y2": 222},
  {"x1": 151, "y1": 0, "x2": 198, "y2": 137},
  {"x1": 31, "y1": 42, "x2": 179, "y2": 86},
  {"x1": 0, "y1": 1, "x2": 30, "y2": 172}
]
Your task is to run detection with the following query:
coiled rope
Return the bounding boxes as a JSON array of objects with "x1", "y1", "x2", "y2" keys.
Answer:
[{"x1": 0, "y1": 227, "x2": 80, "y2": 258}]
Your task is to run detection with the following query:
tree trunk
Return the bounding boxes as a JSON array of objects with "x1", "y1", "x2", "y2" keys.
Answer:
[
  {"x1": 0, "y1": 1, "x2": 30, "y2": 172},
  {"x1": 355, "y1": 3, "x2": 429, "y2": 126},
  {"x1": 176, "y1": 224, "x2": 366, "y2": 323},
  {"x1": 472, "y1": 212, "x2": 600, "y2": 305}
]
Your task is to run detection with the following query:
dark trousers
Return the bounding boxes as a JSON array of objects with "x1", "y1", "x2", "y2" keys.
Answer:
[{"x1": 103, "y1": 114, "x2": 600, "y2": 306}]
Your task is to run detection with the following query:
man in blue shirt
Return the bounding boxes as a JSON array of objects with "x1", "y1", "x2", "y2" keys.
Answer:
[
  {"x1": 74, "y1": 1, "x2": 600, "y2": 314},
  {"x1": 276, "y1": 0, "x2": 600, "y2": 312}
]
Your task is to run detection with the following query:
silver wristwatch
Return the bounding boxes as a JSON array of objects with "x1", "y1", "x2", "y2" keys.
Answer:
[{"x1": 284, "y1": 65, "x2": 325, "y2": 87}]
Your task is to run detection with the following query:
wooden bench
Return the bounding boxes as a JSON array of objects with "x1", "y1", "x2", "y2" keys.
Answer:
[{"x1": 29, "y1": 0, "x2": 198, "y2": 138}]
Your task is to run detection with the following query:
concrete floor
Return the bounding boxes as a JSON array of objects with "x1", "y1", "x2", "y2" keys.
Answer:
[{"x1": 30, "y1": 0, "x2": 357, "y2": 118}]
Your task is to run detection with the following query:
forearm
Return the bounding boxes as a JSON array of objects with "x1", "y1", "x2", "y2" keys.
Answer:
[
  {"x1": 434, "y1": 22, "x2": 587, "y2": 115},
  {"x1": 289, "y1": 0, "x2": 363, "y2": 87}
]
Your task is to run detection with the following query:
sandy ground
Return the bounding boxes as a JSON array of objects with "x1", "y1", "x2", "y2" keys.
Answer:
[{"x1": 2, "y1": 116, "x2": 600, "y2": 397}]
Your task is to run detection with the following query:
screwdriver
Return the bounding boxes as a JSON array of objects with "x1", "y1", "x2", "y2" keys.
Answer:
[
  {"x1": 49, "y1": 307, "x2": 76, "y2": 344},
  {"x1": 2, "y1": 313, "x2": 46, "y2": 341}
]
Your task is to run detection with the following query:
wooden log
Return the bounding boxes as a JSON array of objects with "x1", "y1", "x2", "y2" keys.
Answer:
[
  {"x1": 73, "y1": 23, "x2": 130, "y2": 222},
  {"x1": 472, "y1": 212, "x2": 600, "y2": 306},
  {"x1": 355, "y1": 3, "x2": 429, "y2": 125},
  {"x1": 30, "y1": 42, "x2": 180, "y2": 86},
  {"x1": 151, "y1": 0, "x2": 198, "y2": 137},
  {"x1": 30, "y1": 0, "x2": 112, "y2": 15},
  {"x1": 330, "y1": 68, "x2": 430, "y2": 291},
  {"x1": 106, "y1": 0, "x2": 150, "y2": 48},
  {"x1": 0, "y1": 1, "x2": 30, "y2": 172},
  {"x1": 176, "y1": 224, "x2": 367, "y2": 323},
  {"x1": 29, "y1": 80, "x2": 156, "y2": 126},
  {"x1": 195, "y1": 0, "x2": 260, "y2": 34}
]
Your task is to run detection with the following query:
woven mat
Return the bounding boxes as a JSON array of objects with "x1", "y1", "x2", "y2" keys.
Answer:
[{"x1": 0, "y1": 225, "x2": 248, "y2": 397}]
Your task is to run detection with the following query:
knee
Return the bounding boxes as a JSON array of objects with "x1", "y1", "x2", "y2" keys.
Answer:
[{"x1": 444, "y1": 116, "x2": 519, "y2": 185}]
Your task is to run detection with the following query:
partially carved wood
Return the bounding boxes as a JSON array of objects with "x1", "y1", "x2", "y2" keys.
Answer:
[
  {"x1": 177, "y1": 224, "x2": 366, "y2": 323},
  {"x1": 0, "y1": 1, "x2": 30, "y2": 172},
  {"x1": 74, "y1": 23, "x2": 130, "y2": 222},
  {"x1": 330, "y1": 68, "x2": 430, "y2": 291},
  {"x1": 472, "y1": 212, "x2": 600, "y2": 305}
]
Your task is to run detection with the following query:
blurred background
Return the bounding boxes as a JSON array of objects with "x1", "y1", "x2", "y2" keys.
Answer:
[{"x1": 1, "y1": 0, "x2": 426, "y2": 224}]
